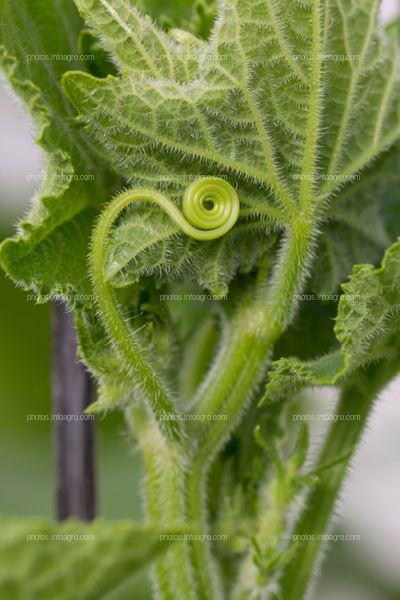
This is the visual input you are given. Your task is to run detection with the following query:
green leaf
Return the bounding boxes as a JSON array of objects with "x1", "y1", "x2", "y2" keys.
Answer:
[
  {"x1": 317, "y1": 1, "x2": 400, "y2": 183},
  {"x1": 105, "y1": 207, "x2": 182, "y2": 285},
  {"x1": 105, "y1": 205, "x2": 271, "y2": 296},
  {"x1": 312, "y1": 142, "x2": 400, "y2": 294},
  {"x1": 60, "y1": 0, "x2": 400, "y2": 304},
  {"x1": 0, "y1": 517, "x2": 183, "y2": 600},
  {"x1": 64, "y1": 0, "x2": 399, "y2": 206},
  {"x1": 261, "y1": 238, "x2": 400, "y2": 404},
  {"x1": 0, "y1": 0, "x2": 119, "y2": 300},
  {"x1": 63, "y1": 0, "x2": 302, "y2": 210}
]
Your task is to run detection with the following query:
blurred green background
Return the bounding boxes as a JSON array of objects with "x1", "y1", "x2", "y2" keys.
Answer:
[{"x1": 1, "y1": 1, "x2": 400, "y2": 598}]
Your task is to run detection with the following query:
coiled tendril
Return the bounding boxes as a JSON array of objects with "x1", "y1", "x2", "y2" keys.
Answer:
[
  {"x1": 182, "y1": 177, "x2": 239, "y2": 239},
  {"x1": 89, "y1": 178, "x2": 240, "y2": 439}
]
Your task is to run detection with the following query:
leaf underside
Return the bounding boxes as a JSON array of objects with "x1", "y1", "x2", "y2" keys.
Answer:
[
  {"x1": 0, "y1": 0, "x2": 399, "y2": 301},
  {"x1": 60, "y1": 0, "x2": 400, "y2": 295}
]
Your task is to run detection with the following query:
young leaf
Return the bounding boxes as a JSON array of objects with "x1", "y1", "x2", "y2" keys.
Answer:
[
  {"x1": 104, "y1": 207, "x2": 183, "y2": 285},
  {"x1": 261, "y1": 238, "x2": 400, "y2": 404},
  {"x1": 105, "y1": 205, "x2": 271, "y2": 296}
]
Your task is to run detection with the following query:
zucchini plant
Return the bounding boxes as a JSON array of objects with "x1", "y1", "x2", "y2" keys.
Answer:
[{"x1": 1, "y1": 0, "x2": 400, "y2": 598}]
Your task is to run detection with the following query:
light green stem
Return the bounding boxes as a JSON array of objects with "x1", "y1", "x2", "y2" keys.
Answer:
[
  {"x1": 186, "y1": 216, "x2": 318, "y2": 600},
  {"x1": 91, "y1": 181, "x2": 318, "y2": 600},
  {"x1": 180, "y1": 317, "x2": 219, "y2": 399},
  {"x1": 91, "y1": 179, "x2": 242, "y2": 600},
  {"x1": 90, "y1": 191, "x2": 181, "y2": 441},
  {"x1": 126, "y1": 405, "x2": 197, "y2": 600},
  {"x1": 281, "y1": 358, "x2": 400, "y2": 600},
  {"x1": 90, "y1": 180, "x2": 240, "y2": 442}
]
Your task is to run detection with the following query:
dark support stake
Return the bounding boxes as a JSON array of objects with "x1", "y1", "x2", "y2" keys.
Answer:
[{"x1": 52, "y1": 302, "x2": 96, "y2": 521}]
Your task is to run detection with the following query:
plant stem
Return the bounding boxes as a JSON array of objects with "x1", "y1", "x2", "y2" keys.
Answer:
[
  {"x1": 187, "y1": 329, "x2": 273, "y2": 600},
  {"x1": 52, "y1": 302, "x2": 96, "y2": 521},
  {"x1": 91, "y1": 185, "x2": 241, "y2": 598},
  {"x1": 90, "y1": 192, "x2": 182, "y2": 442},
  {"x1": 185, "y1": 216, "x2": 318, "y2": 600},
  {"x1": 281, "y1": 358, "x2": 400, "y2": 600},
  {"x1": 127, "y1": 405, "x2": 197, "y2": 600}
]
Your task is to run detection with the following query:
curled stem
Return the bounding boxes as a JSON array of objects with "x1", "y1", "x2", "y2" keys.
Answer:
[
  {"x1": 90, "y1": 178, "x2": 240, "y2": 443},
  {"x1": 90, "y1": 178, "x2": 241, "y2": 599}
]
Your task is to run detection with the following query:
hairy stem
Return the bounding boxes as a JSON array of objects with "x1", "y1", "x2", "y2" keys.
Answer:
[
  {"x1": 281, "y1": 358, "x2": 400, "y2": 600},
  {"x1": 185, "y1": 216, "x2": 318, "y2": 599},
  {"x1": 91, "y1": 180, "x2": 241, "y2": 600},
  {"x1": 90, "y1": 180, "x2": 240, "y2": 441},
  {"x1": 90, "y1": 192, "x2": 181, "y2": 442},
  {"x1": 127, "y1": 405, "x2": 197, "y2": 600}
]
